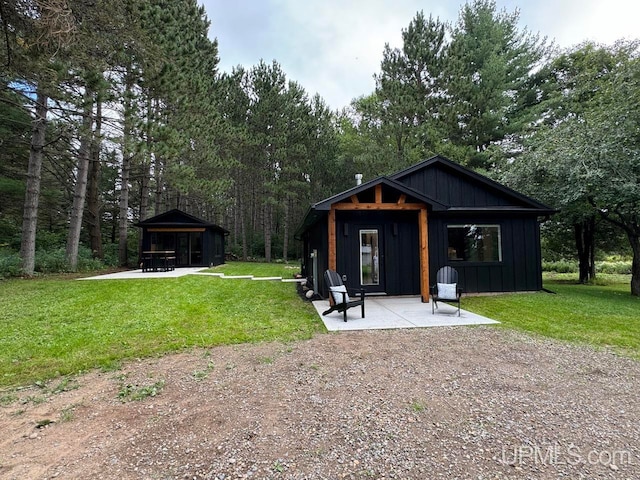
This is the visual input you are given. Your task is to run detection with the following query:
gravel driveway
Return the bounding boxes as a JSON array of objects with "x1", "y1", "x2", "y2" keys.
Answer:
[{"x1": 1, "y1": 327, "x2": 639, "y2": 479}]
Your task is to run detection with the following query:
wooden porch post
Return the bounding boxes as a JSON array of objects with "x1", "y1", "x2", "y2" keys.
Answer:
[
  {"x1": 419, "y1": 207, "x2": 430, "y2": 302},
  {"x1": 328, "y1": 206, "x2": 336, "y2": 270}
]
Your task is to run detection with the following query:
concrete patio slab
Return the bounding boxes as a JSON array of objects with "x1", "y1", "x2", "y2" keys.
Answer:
[{"x1": 312, "y1": 296, "x2": 499, "y2": 331}]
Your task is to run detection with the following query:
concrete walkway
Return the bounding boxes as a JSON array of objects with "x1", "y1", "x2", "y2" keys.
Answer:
[
  {"x1": 313, "y1": 296, "x2": 499, "y2": 331},
  {"x1": 78, "y1": 267, "x2": 207, "y2": 280},
  {"x1": 79, "y1": 267, "x2": 305, "y2": 283}
]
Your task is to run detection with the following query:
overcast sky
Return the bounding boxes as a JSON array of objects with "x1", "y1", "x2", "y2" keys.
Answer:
[{"x1": 200, "y1": 0, "x2": 640, "y2": 110}]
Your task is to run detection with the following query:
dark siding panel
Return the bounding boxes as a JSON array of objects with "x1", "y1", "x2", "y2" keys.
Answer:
[
  {"x1": 463, "y1": 182, "x2": 475, "y2": 206},
  {"x1": 533, "y1": 221, "x2": 543, "y2": 290},
  {"x1": 511, "y1": 219, "x2": 528, "y2": 291},
  {"x1": 477, "y1": 266, "x2": 491, "y2": 292},
  {"x1": 462, "y1": 266, "x2": 478, "y2": 293},
  {"x1": 524, "y1": 219, "x2": 542, "y2": 290},
  {"x1": 337, "y1": 211, "x2": 364, "y2": 291},
  {"x1": 490, "y1": 267, "x2": 503, "y2": 292},
  {"x1": 428, "y1": 214, "x2": 543, "y2": 293},
  {"x1": 202, "y1": 231, "x2": 211, "y2": 266},
  {"x1": 208, "y1": 231, "x2": 226, "y2": 266},
  {"x1": 399, "y1": 164, "x2": 518, "y2": 207},
  {"x1": 428, "y1": 217, "x2": 445, "y2": 289},
  {"x1": 500, "y1": 221, "x2": 515, "y2": 291},
  {"x1": 385, "y1": 217, "x2": 420, "y2": 295}
]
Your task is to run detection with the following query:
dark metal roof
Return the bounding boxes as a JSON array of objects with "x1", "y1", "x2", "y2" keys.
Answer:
[
  {"x1": 135, "y1": 209, "x2": 229, "y2": 233},
  {"x1": 444, "y1": 206, "x2": 557, "y2": 216}
]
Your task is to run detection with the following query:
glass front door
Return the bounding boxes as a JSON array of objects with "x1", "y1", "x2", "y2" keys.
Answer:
[
  {"x1": 190, "y1": 232, "x2": 203, "y2": 265},
  {"x1": 360, "y1": 229, "x2": 380, "y2": 286},
  {"x1": 177, "y1": 233, "x2": 189, "y2": 265}
]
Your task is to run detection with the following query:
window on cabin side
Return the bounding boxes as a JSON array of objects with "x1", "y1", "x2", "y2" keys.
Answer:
[{"x1": 447, "y1": 225, "x2": 502, "y2": 262}]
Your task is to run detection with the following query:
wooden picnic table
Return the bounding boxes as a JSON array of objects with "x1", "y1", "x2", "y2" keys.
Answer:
[{"x1": 142, "y1": 250, "x2": 176, "y2": 272}]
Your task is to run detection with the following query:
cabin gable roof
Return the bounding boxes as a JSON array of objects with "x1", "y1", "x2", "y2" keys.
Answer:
[
  {"x1": 296, "y1": 155, "x2": 555, "y2": 237},
  {"x1": 390, "y1": 155, "x2": 554, "y2": 212},
  {"x1": 311, "y1": 176, "x2": 448, "y2": 212},
  {"x1": 136, "y1": 209, "x2": 229, "y2": 233},
  {"x1": 295, "y1": 177, "x2": 447, "y2": 238}
]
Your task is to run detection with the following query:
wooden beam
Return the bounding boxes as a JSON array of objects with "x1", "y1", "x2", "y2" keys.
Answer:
[
  {"x1": 375, "y1": 184, "x2": 382, "y2": 203},
  {"x1": 397, "y1": 194, "x2": 406, "y2": 204},
  {"x1": 328, "y1": 207, "x2": 336, "y2": 270},
  {"x1": 148, "y1": 228, "x2": 205, "y2": 232},
  {"x1": 350, "y1": 194, "x2": 359, "y2": 204},
  {"x1": 419, "y1": 207, "x2": 430, "y2": 302},
  {"x1": 333, "y1": 202, "x2": 425, "y2": 211}
]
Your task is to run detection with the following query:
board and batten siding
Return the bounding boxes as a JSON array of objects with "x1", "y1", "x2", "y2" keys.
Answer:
[
  {"x1": 397, "y1": 163, "x2": 526, "y2": 208},
  {"x1": 428, "y1": 215, "x2": 542, "y2": 293}
]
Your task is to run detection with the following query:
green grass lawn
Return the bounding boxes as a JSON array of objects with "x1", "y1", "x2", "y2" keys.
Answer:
[
  {"x1": 464, "y1": 277, "x2": 640, "y2": 358},
  {"x1": 1, "y1": 265, "x2": 638, "y2": 388},
  {"x1": 207, "y1": 261, "x2": 301, "y2": 278},
  {"x1": 0, "y1": 271, "x2": 321, "y2": 387}
]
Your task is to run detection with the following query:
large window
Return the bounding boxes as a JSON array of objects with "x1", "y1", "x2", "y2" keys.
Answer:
[{"x1": 447, "y1": 224, "x2": 502, "y2": 262}]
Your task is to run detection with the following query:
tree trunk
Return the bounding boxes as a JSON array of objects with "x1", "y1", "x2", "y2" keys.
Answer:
[
  {"x1": 139, "y1": 96, "x2": 152, "y2": 221},
  {"x1": 20, "y1": 88, "x2": 48, "y2": 275},
  {"x1": 66, "y1": 88, "x2": 94, "y2": 271},
  {"x1": 629, "y1": 233, "x2": 640, "y2": 297},
  {"x1": 282, "y1": 197, "x2": 289, "y2": 262},
  {"x1": 574, "y1": 217, "x2": 596, "y2": 283},
  {"x1": 87, "y1": 91, "x2": 103, "y2": 260},
  {"x1": 118, "y1": 70, "x2": 134, "y2": 267},
  {"x1": 232, "y1": 183, "x2": 239, "y2": 250},
  {"x1": 140, "y1": 162, "x2": 151, "y2": 219},
  {"x1": 263, "y1": 202, "x2": 272, "y2": 262},
  {"x1": 154, "y1": 154, "x2": 163, "y2": 215},
  {"x1": 237, "y1": 179, "x2": 248, "y2": 261},
  {"x1": 240, "y1": 206, "x2": 247, "y2": 261},
  {"x1": 138, "y1": 154, "x2": 151, "y2": 264}
]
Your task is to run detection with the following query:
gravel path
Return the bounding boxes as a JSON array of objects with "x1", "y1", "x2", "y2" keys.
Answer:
[{"x1": 1, "y1": 327, "x2": 639, "y2": 479}]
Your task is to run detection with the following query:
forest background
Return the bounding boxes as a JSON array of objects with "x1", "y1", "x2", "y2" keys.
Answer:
[{"x1": 1, "y1": 0, "x2": 639, "y2": 294}]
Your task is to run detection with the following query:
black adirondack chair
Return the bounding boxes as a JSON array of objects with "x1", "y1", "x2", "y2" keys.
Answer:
[
  {"x1": 431, "y1": 266, "x2": 463, "y2": 316},
  {"x1": 322, "y1": 270, "x2": 365, "y2": 322}
]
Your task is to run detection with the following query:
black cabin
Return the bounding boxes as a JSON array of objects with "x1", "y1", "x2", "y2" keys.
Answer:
[
  {"x1": 136, "y1": 209, "x2": 228, "y2": 267},
  {"x1": 295, "y1": 155, "x2": 555, "y2": 300}
]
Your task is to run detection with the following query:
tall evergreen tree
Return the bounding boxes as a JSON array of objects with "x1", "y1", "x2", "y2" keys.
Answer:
[
  {"x1": 443, "y1": 0, "x2": 547, "y2": 168},
  {"x1": 375, "y1": 11, "x2": 447, "y2": 168},
  {"x1": 2, "y1": 0, "x2": 76, "y2": 274}
]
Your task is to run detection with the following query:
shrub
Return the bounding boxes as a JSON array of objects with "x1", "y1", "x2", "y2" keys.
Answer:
[
  {"x1": 35, "y1": 230, "x2": 67, "y2": 251},
  {"x1": 35, "y1": 248, "x2": 70, "y2": 273},
  {"x1": 596, "y1": 261, "x2": 632, "y2": 275},
  {"x1": 542, "y1": 259, "x2": 632, "y2": 275},
  {"x1": 76, "y1": 246, "x2": 107, "y2": 271},
  {"x1": 0, "y1": 243, "x2": 128, "y2": 279},
  {"x1": 102, "y1": 243, "x2": 120, "y2": 267},
  {"x1": 0, "y1": 250, "x2": 22, "y2": 279},
  {"x1": 542, "y1": 260, "x2": 578, "y2": 273}
]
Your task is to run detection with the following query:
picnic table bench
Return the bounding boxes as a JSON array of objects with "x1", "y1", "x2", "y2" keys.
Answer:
[{"x1": 142, "y1": 250, "x2": 176, "y2": 272}]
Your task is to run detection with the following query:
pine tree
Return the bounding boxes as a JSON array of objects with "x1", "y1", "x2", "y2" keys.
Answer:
[
  {"x1": 375, "y1": 11, "x2": 447, "y2": 168},
  {"x1": 443, "y1": 0, "x2": 547, "y2": 168}
]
